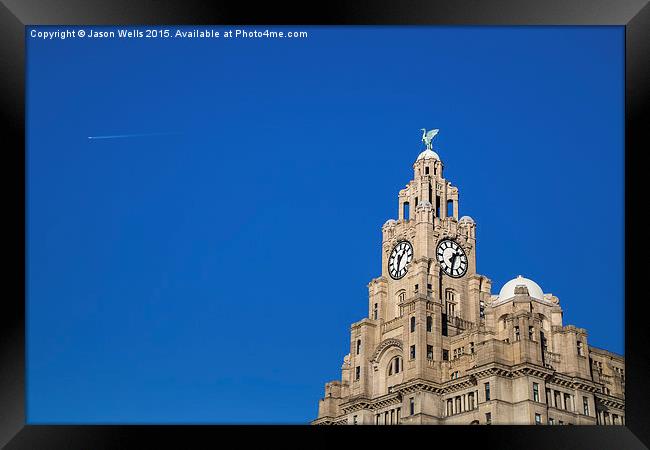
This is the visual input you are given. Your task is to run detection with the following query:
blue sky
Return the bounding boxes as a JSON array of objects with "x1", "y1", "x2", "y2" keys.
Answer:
[{"x1": 26, "y1": 26, "x2": 624, "y2": 424}]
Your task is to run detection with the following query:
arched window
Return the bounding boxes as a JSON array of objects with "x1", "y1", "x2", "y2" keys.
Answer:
[
  {"x1": 397, "y1": 290, "x2": 406, "y2": 303},
  {"x1": 498, "y1": 315, "x2": 508, "y2": 331},
  {"x1": 388, "y1": 356, "x2": 402, "y2": 376},
  {"x1": 410, "y1": 316, "x2": 416, "y2": 333},
  {"x1": 403, "y1": 202, "x2": 410, "y2": 220}
]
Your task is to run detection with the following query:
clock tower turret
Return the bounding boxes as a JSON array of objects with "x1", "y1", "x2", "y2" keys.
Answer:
[{"x1": 378, "y1": 131, "x2": 480, "y2": 327}]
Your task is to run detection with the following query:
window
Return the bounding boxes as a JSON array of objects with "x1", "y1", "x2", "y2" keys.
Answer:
[
  {"x1": 529, "y1": 326, "x2": 534, "y2": 340},
  {"x1": 479, "y1": 300, "x2": 485, "y2": 319},
  {"x1": 410, "y1": 316, "x2": 416, "y2": 332},
  {"x1": 546, "y1": 388, "x2": 552, "y2": 405},
  {"x1": 398, "y1": 291, "x2": 406, "y2": 303},
  {"x1": 514, "y1": 326, "x2": 520, "y2": 341},
  {"x1": 577, "y1": 341, "x2": 584, "y2": 356},
  {"x1": 451, "y1": 371, "x2": 460, "y2": 380},
  {"x1": 469, "y1": 342, "x2": 475, "y2": 354},
  {"x1": 409, "y1": 398, "x2": 415, "y2": 415},
  {"x1": 564, "y1": 393, "x2": 572, "y2": 411},
  {"x1": 442, "y1": 349, "x2": 449, "y2": 361},
  {"x1": 356, "y1": 339, "x2": 361, "y2": 355},
  {"x1": 396, "y1": 407, "x2": 401, "y2": 423},
  {"x1": 533, "y1": 383, "x2": 539, "y2": 402},
  {"x1": 583, "y1": 396, "x2": 590, "y2": 416},
  {"x1": 445, "y1": 289, "x2": 455, "y2": 302},
  {"x1": 559, "y1": 420, "x2": 564, "y2": 425},
  {"x1": 410, "y1": 345, "x2": 416, "y2": 359},
  {"x1": 385, "y1": 411, "x2": 389, "y2": 424},
  {"x1": 445, "y1": 291, "x2": 455, "y2": 316},
  {"x1": 355, "y1": 366, "x2": 360, "y2": 381},
  {"x1": 390, "y1": 409, "x2": 394, "y2": 424},
  {"x1": 415, "y1": 197, "x2": 418, "y2": 207},
  {"x1": 455, "y1": 396, "x2": 461, "y2": 412},
  {"x1": 447, "y1": 200, "x2": 454, "y2": 217},
  {"x1": 554, "y1": 391, "x2": 561, "y2": 409},
  {"x1": 548, "y1": 418, "x2": 555, "y2": 425},
  {"x1": 425, "y1": 166, "x2": 429, "y2": 175},
  {"x1": 468, "y1": 392, "x2": 475, "y2": 409},
  {"x1": 373, "y1": 303, "x2": 378, "y2": 320},
  {"x1": 447, "y1": 399, "x2": 453, "y2": 416},
  {"x1": 485, "y1": 412, "x2": 492, "y2": 425},
  {"x1": 353, "y1": 415, "x2": 358, "y2": 424},
  {"x1": 376, "y1": 414, "x2": 380, "y2": 425},
  {"x1": 612, "y1": 414, "x2": 618, "y2": 425},
  {"x1": 426, "y1": 316, "x2": 432, "y2": 332},
  {"x1": 427, "y1": 345, "x2": 433, "y2": 360},
  {"x1": 403, "y1": 202, "x2": 410, "y2": 219},
  {"x1": 484, "y1": 382, "x2": 491, "y2": 401},
  {"x1": 614, "y1": 366, "x2": 625, "y2": 381},
  {"x1": 446, "y1": 302, "x2": 455, "y2": 317},
  {"x1": 535, "y1": 413, "x2": 542, "y2": 425},
  {"x1": 388, "y1": 356, "x2": 401, "y2": 375},
  {"x1": 594, "y1": 360, "x2": 603, "y2": 373}
]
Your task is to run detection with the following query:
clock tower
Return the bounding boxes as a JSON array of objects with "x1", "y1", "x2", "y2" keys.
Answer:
[{"x1": 312, "y1": 130, "x2": 624, "y2": 426}]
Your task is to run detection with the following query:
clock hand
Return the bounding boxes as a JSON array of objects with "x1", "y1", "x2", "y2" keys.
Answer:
[
  {"x1": 449, "y1": 252, "x2": 458, "y2": 270},
  {"x1": 396, "y1": 252, "x2": 404, "y2": 271}
]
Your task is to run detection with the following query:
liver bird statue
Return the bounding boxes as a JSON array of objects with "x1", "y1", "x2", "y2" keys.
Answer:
[{"x1": 420, "y1": 128, "x2": 439, "y2": 150}]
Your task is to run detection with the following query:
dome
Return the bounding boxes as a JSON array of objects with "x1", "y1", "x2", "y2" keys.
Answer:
[
  {"x1": 417, "y1": 200, "x2": 432, "y2": 208},
  {"x1": 383, "y1": 219, "x2": 397, "y2": 227},
  {"x1": 416, "y1": 149, "x2": 440, "y2": 161},
  {"x1": 459, "y1": 216, "x2": 475, "y2": 223},
  {"x1": 497, "y1": 275, "x2": 544, "y2": 302}
]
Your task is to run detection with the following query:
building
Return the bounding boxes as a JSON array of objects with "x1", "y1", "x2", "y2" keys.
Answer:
[{"x1": 311, "y1": 133, "x2": 624, "y2": 425}]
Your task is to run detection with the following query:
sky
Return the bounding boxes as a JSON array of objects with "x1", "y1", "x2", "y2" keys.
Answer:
[{"x1": 26, "y1": 25, "x2": 624, "y2": 424}]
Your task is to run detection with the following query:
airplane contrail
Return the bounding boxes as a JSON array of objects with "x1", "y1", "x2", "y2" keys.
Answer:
[{"x1": 87, "y1": 132, "x2": 181, "y2": 140}]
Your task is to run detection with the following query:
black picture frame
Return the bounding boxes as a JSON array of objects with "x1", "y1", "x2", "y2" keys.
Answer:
[{"x1": 2, "y1": 1, "x2": 648, "y2": 448}]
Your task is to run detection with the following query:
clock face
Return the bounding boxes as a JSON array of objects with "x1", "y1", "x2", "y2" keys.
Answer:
[
  {"x1": 388, "y1": 241, "x2": 413, "y2": 280},
  {"x1": 436, "y1": 239, "x2": 468, "y2": 278}
]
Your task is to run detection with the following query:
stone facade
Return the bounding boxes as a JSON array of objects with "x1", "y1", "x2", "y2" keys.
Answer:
[{"x1": 312, "y1": 144, "x2": 624, "y2": 426}]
